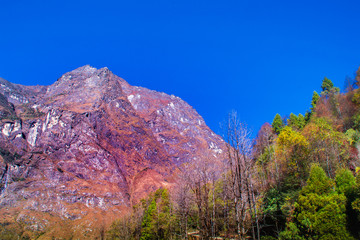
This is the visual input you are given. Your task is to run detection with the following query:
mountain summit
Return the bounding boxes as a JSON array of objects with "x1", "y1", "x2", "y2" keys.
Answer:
[{"x1": 0, "y1": 66, "x2": 225, "y2": 238}]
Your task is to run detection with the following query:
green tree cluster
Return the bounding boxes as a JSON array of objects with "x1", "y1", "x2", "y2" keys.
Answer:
[
  {"x1": 287, "y1": 113, "x2": 305, "y2": 130},
  {"x1": 140, "y1": 188, "x2": 172, "y2": 240},
  {"x1": 280, "y1": 165, "x2": 354, "y2": 240},
  {"x1": 107, "y1": 188, "x2": 173, "y2": 240}
]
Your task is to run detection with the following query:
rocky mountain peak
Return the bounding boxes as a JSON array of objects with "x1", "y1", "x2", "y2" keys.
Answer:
[
  {"x1": 43, "y1": 65, "x2": 127, "y2": 112},
  {"x1": 0, "y1": 66, "x2": 226, "y2": 238}
]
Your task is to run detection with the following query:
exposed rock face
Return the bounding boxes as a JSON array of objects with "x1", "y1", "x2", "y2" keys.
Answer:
[{"x1": 0, "y1": 66, "x2": 225, "y2": 237}]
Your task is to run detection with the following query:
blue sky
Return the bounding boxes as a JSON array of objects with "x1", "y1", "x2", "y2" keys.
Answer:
[{"x1": 1, "y1": 0, "x2": 360, "y2": 136}]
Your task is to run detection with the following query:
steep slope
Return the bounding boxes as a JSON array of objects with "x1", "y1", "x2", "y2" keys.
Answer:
[{"x1": 0, "y1": 66, "x2": 226, "y2": 238}]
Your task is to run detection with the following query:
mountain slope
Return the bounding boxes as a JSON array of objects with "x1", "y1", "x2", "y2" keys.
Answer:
[{"x1": 0, "y1": 66, "x2": 225, "y2": 238}]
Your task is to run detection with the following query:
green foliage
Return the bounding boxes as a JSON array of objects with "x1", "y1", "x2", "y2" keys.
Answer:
[
  {"x1": 261, "y1": 187, "x2": 288, "y2": 237},
  {"x1": 345, "y1": 128, "x2": 360, "y2": 145},
  {"x1": 272, "y1": 113, "x2": 284, "y2": 134},
  {"x1": 310, "y1": 91, "x2": 320, "y2": 112},
  {"x1": 304, "y1": 111, "x2": 311, "y2": 122},
  {"x1": 141, "y1": 199, "x2": 157, "y2": 240},
  {"x1": 352, "y1": 113, "x2": 360, "y2": 131},
  {"x1": 279, "y1": 222, "x2": 303, "y2": 240},
  {"x1": 346, "y1": 169, "x2": 360, "y2": 238},
  {"x1": 107, "y1": 188, "x2": 174, "y2": 240},
  {"x1": 288, "y1": 113, "x2": 306, "y2": 130},
  {"x1": 321, "y1": 77, "x2": 334, "y2": 93},
  {"x1": 301, "y1": 165, "x2": 334, "y2": 195},
  {"x1": 257, "y1": 145, "x2": 274, "y2": 165},
  {"x1": 107, "y1": 214, "x2": 133, "y2": 240},
  {"x1": 276, "y1": 126, "x2": 309, "y2": 182},
  {"x1": 352, "y1": 90, "x2": 360, "y2": 105},
  {"x1": 302, "y1": 118, "x2": 351, "y2": 177},
  {"x1": 335, "y1": 169, "x2": 356, "y2": 195},
  {"x1": 297, "y1": 114, "x2": 306, "y2": 129},
  {"x1": 281, "y1": 165, "x2": 354, "y2": 240},
  {"x1": 277, "y1": 126, "x2": 308, "y2": 149},
  {"x1": 140, "y1": 188, "x2": 173, "y2": 240},
  {"x1": 261, "y1": 236, "x2": 277, "y2": 240},
  {"x1": 287, "y1": 113, "x2": 298, "y2": 128}
]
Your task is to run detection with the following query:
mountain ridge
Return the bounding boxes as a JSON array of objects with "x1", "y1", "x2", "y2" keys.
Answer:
[{"x1": 0, "y1": 65, "x2": 226, "y2": 238}]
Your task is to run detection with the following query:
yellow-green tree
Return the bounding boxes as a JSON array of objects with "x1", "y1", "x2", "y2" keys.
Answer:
[
  {"x1": 302, "y1": 118, "x2": 351, "y2": 178},
  {"x1": 140, "y1": 188, "x2": 173, "y2": 240},
  {"x1": 275, "y1": 126, "x2": 309, "y2": 186}
]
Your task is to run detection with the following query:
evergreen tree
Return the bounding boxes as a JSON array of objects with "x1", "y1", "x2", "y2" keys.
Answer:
[
  {"x1": 272, "y1": 114, "x2": 284, "y2": 134},
  {"x1": 310, "y1": 91, "x2": 320, "y2": 113},
  {"x1": 304, "y1": 111, "x2": 311, "y2": 122},
  {"x1": 321, "y1": 77, "x2": 340, "y2": 98},
  {"x1": 141, "y1": 199, "x2": 157, "y2": 240},
  {"x1": 321, "y1": 77, "x2": 334, "y2": 94},
  {"x1": 336, "y1": 169, "x2": 356, "y2": 195},
  {"x1": 287, "y1": 113, "x2": 299, "y2": 129},
  {"x1": 297, "y1": 114, "x2": 306, "y2": 129},
  {"x1": 157, "y1": 189, "x2": 172, "y2": 239},
  {"x1": 140, "y1": 188, "x2": 173, "y2": 240},
  {"x1": 280, "y1": 165, "x2": 354, "y2": 240}
]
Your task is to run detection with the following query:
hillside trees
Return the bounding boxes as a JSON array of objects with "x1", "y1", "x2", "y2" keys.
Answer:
[
  {"x1": 255, "y1": 75, "x2": 360, "y2": 239},
  {"x1": 254, "y1": 123, "x2": 275, "y2": 189},
  {"x1": 302, "y1": 118, "x2": 351, "y2": 178},
  {"x1": 106, "y1": 71, "x2": 360, "y2": 240},
  {"x1": 179, "y1": 153, "x2": 220, "y2": 239},
  {"x1": 107, "y1": 188, "x2": 173, "y2": 240},
  {"x1": 172, "y1": 177, "x2": 191, "y2": 239},
  {"x1": 280, "y1": 165, "x2": 354, "y2": 240},
  {"x1": 140, "y1": 188, "x2": 173, "y2": 240},
  {"x1": 225, "y1": 111, "x2": 260, "y2": 239},
  {"x1": 275, "y1": 126, "x2": 309, "y2": 187}
]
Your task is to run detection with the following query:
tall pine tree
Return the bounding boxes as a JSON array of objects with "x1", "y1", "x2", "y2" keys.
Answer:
[{"x1": 272, "y1": 113, "x2": 284, "y2": 134}]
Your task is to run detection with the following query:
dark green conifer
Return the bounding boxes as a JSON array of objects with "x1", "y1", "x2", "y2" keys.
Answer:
[
  {"x1": 141, "y1": 199, "x2": 157, "y2": 240},
  {"x1": 287, "y1": 113, "x2": 299, "y2": 129},
  {"x1": 321, "y1": 77, "x2": 334, "y2": 94},
  {"x1": 297, "y1": 114, "x2": 306, "y2": 129},
  {"x1": 272, "y1": 113, "x2": 284, "y2": 134},
  {"x1": 310, "y1": 91, "x2": 320, "y2": 112}
]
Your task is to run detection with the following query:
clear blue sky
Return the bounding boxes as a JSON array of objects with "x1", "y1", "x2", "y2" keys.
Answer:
[{"x1": 1, "y1": 0, "x2": 360, "y2": 136}]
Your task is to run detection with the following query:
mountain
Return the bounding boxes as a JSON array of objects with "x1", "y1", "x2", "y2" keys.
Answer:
[{"x1": 0, "y1": 66, "x2": 226, "y2": 238}]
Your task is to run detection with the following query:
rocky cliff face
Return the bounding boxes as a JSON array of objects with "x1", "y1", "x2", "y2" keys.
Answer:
[{"x1": 0, "y1": 66, "x2": 225, "y2": 238}]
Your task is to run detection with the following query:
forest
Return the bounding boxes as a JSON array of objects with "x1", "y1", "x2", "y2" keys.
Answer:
[{"x1": 107, "y1": 67, "x2": 360, "y2": 240}]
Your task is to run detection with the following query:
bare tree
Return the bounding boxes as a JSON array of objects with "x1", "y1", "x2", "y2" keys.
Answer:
[
  {"x1": 173, "y1": 175, "x2": 191, "y2": 239},
  {"x1": 177, "y1": 152, "x2": 222, "y2": 240},
  {"x1": 224, "y1": 111, "x2": 260, "y2": 240}
]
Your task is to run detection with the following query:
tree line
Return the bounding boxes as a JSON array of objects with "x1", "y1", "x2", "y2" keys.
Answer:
[{"x1": 107, "y1": 68, "x2": 360, "y2": 239}]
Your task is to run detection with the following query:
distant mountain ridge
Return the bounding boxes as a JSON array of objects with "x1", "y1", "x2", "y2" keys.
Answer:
[{"x1": 0, "y1": 65, "x2": 225, "y2": 238}]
